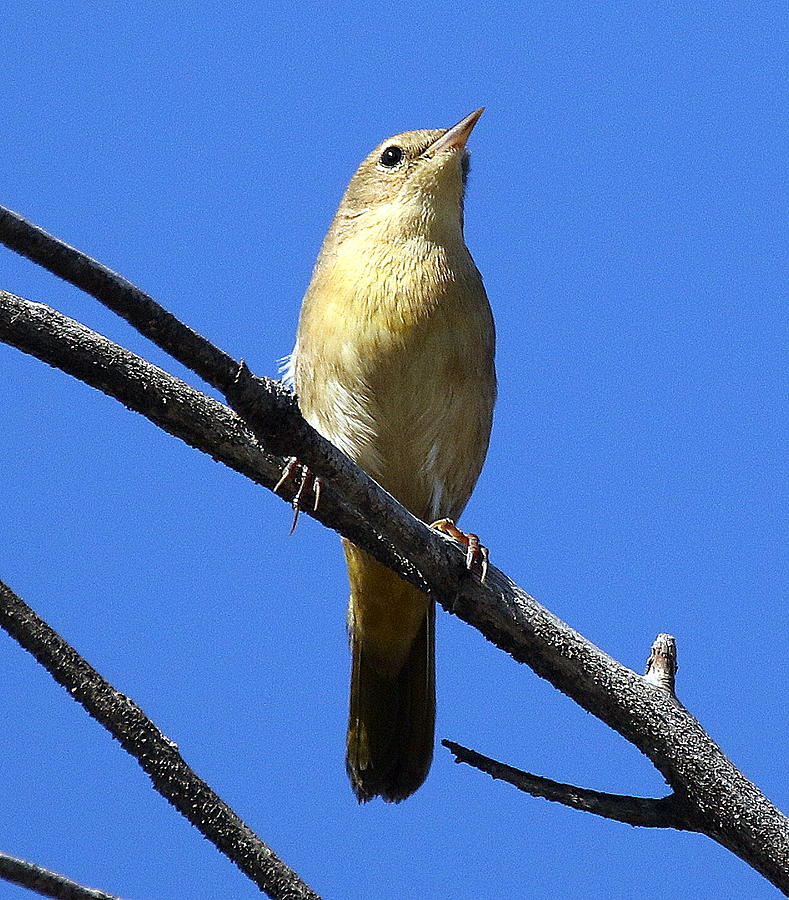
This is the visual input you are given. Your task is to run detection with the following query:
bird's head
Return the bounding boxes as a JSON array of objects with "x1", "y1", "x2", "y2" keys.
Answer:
[{"x1": 333, "y1": 108, "x2": 484, "y2": 242}]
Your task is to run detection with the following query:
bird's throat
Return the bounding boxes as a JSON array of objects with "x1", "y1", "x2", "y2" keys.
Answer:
[{"x1": 321, "y1": 226, "x2": 468, "y2": 339}]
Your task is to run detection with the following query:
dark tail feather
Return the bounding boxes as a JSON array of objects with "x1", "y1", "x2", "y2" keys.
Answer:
[{"x1": 346, "y1": 602, "x2": 435, "y2": 803}]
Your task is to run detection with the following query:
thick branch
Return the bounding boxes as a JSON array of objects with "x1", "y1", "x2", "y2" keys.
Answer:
[
  {"x1": 443, "y1": 741, "x2": 693, "y2": 829},
  {"x1": 0, "y1": 293, "x2": 282, "y2": 486},
  {"x1": 0, "y1": 852, "x2": 125, "y2": 900},
  {"x1": 0, "y1": 581, "x2": 321, "y2": 900}
]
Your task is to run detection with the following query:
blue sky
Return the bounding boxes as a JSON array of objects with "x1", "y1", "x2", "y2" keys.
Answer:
[{"x1": 1, "y1": 2, "x2": 785, "y2": 898}]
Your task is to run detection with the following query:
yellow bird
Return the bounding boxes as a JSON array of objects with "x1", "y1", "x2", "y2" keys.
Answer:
[{"x1": 287, "y1": 109, "x2": 496, "y2": 802}]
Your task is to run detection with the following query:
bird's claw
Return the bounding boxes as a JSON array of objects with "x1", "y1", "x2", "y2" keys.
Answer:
[
  {"x1": 430, "y1": 518, "x2": 489, "y2": 583},
  {"x1": 274, "y1": 457, "x2": 322, "y2": 533}
]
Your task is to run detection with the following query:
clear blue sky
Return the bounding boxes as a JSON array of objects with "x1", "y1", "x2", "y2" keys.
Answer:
[{"x1": 1, "y1": 2, "x2": 785, "y2": 898}]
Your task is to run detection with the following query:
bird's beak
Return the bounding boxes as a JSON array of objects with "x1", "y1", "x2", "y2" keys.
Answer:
[{"x1": 424, "y1": 108, "x2": 485, "y2": 156}]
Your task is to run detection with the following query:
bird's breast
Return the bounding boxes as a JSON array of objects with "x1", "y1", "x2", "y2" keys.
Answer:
[{"x1": 294, "y1": 231, "x2": 495, "y2": 520}]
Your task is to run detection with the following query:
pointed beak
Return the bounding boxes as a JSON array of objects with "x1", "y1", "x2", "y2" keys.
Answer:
[{"x1": 425, "y1": 108, "x2": 485, "y2": 155}]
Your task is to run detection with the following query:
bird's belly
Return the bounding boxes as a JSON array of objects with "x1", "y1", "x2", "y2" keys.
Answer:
[{"x1": 303, "y1": 333, "x2": 493, "y2": 524}]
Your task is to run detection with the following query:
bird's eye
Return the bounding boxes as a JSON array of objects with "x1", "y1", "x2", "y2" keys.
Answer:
[{"x1": 379, "y1": 145, "x2": 404, "y2": 168}]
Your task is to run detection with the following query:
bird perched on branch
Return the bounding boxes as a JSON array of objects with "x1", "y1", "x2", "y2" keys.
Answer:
[{"x1": 284, "y1": 109, "x2": 496, "y2": 802}]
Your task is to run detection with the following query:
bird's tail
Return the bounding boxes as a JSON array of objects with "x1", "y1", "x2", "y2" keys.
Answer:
[{"x1": 343, "y1": 541, "x2": 435, "y2": 803}]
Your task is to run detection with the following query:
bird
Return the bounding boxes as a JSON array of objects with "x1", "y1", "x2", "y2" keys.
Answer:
[{"x1": 285, "y1": 108, "x2": 496, "y2": 802}]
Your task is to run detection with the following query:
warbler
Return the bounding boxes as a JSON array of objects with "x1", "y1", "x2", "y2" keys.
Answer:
[{"x1": 287, "y1": 109, "x2": 496, "y2": 802}]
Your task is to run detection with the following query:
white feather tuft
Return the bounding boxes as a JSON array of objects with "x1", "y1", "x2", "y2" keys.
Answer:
[{"x1": 279, "y1": 342, "x2": 298, "y2": 390}]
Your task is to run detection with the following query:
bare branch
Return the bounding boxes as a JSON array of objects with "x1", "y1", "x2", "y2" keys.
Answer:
[
  {"x1": 0, "y1": 851, "x2": 126, "y2": 900},
  {"x1": 443, "y1": 741, "x2": 692, "y2": 829},
  {"x1": 2, "y1": 208, "x2": 788, "y2": 892},
  {"x1": 0, "y1": 580, "x2": 322, "y2": 900}
]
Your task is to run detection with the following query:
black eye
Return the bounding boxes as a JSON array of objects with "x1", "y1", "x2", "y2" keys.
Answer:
[{"x1": 379, "y1": 145, "x2": 404, "y2": 168}]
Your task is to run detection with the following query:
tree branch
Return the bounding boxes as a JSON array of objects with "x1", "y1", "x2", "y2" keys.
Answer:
[
  {"x1": 0, "y1": 290, "x2": 285, "y2": 494},
  {"x1": 0, "y1": 581, "x2": 322, "y2": 900},
  {"x1": 0, "y1": 851, "x2": 126, "y2": 900},
  {"x1": 443, "y1": 741, "x2": 692, "y2": 829},
  {"x1": 2, "y1": 208, "x2": 788, "y2": 893},
  {"x1": 0, "y1": 206, "x2": 238, "y2": 394}
]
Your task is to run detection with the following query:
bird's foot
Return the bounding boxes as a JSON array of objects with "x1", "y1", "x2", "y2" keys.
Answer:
[
  {"x1": 274, "y1": 457, "x2": 322, "y2": 534},
  {"x1": 430, "y1": 518, "x2": 489, "y2": 583}
]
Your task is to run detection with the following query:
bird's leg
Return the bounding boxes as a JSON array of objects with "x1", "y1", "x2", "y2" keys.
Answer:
[
  {"x1": 430, "y1": 518, "x2": 489, "y2": 583},
  {"x1": 274, "y1": 457, "x2": 322, "y2": 533}
]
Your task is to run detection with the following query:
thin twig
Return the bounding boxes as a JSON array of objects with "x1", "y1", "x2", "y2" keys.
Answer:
[
  {"x1": 0, "y1": 205, "x2": 237, "y2": 393},
  {"x1": 443, "y1": 741, "x2": 692, "y2": 829}
]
